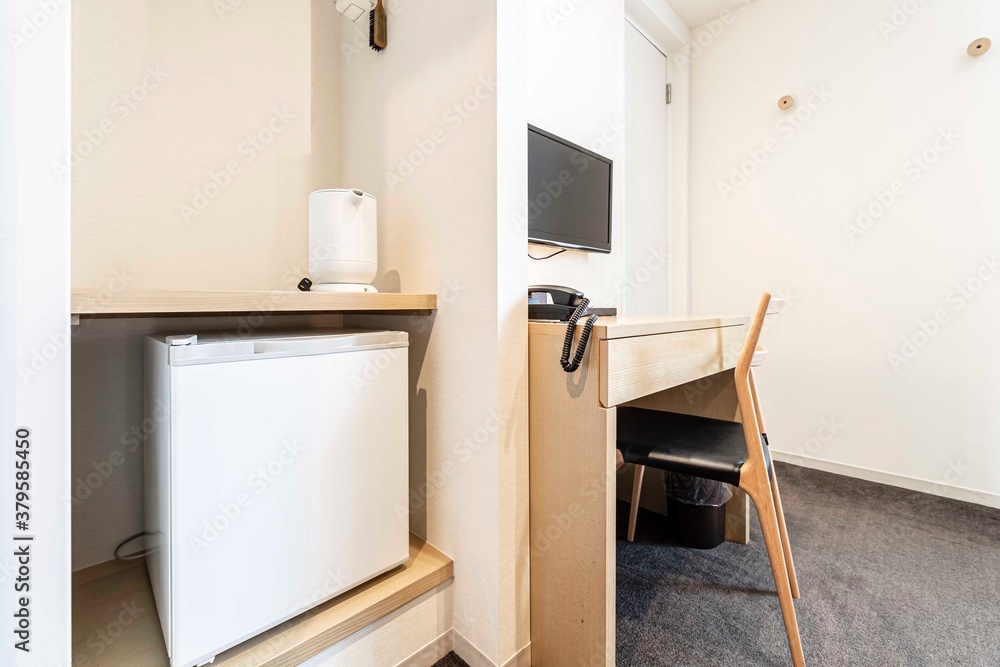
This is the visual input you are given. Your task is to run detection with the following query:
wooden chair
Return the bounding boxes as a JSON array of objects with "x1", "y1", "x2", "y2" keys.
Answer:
[{"x1": 617, "y1": 293, "x2": 805, "y2": 667}]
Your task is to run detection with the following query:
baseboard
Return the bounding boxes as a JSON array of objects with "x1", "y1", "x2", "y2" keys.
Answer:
[
  {"x1": 397, "y1": 629, "x2": 454, "y2": 667},
  {"x1": 502, "y1": 643, "x2": 531, "y2": 667},
  {"x1": 452, "y1": 630, "x2": 494, "y2": 667},
  {"x1": 422, "y1": 628, "x2": 529, "y2": 667},
  {"x1": 772, "y1": 450, "x2": 1000, "y2": 510}
]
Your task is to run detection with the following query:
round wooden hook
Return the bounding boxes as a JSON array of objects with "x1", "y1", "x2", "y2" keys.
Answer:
[
  {"x1": 968, "y1": 38, "x2": 991, "y2": 57},
  {"x1": 778, "y1": 95, "x2": 794, "y2": 110}
]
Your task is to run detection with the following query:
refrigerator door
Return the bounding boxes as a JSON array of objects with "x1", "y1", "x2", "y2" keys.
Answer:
[{"x1": 167, "y1": 339, "x2": 408, "y2": 667}]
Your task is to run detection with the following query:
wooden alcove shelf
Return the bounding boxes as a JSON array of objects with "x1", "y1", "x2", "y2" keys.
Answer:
[
  {"x1": 72, "y1": 534, "x2": 453, "y2": 667},
  {"x1": 71, "y1": 289, "x2": 438, "y2": 318}
]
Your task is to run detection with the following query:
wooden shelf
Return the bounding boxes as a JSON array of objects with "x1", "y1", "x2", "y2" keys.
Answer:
[
  {"x1": 71, "y1": 289, "x2": 437, "y2": 317},
  {"x1": 72, "y1": 534, "x2": 453, "y2": 667}
]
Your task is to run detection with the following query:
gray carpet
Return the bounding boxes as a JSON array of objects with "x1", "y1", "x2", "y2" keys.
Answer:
[
  {"x1": 434, "y1": 462, "x2": 1000, "y2": 666},
  {"x1": 617, "y1": 462, "x2": 1000, "y2": 666}
]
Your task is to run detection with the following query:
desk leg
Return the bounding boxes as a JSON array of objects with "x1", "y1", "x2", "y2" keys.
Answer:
[
  {"x1": 726, "y1": 488, "x2": 750, "y2": 544},
  {"x1": 530, "y1": 331, "x2": 616, "y2": 667}
]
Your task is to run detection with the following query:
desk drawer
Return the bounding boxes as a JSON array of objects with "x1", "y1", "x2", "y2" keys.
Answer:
[{"x1": 599, "y1": 326, "x2": 745, "y2": 407}]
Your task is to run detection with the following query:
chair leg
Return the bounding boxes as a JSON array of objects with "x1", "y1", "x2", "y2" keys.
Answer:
[
  {"x1": 627, "y1": 465, "x2": 645, "y2": 542},
  {"x1": 743, "y1": 473, "x2": 806, "y2": 667},
  {"x1": 749, "y1": 369, "x2": 800, "y2": 598},
  {"x1": 770, "y1": 470, "x2": 800, "y2": 599}
]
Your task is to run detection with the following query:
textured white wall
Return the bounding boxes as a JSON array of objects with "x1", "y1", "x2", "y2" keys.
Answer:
[
  {"x1": 525, "y1": 0, "x2": 626, "y2": 310},
  {"x1": 525, "y1": 0, "x2": 686, "y2": 318},
  {"x1": 338, "y1": 2, "x2": 528, "y2": 664},
  {"x1": 71, "y1": 0, "x2": 341, "y2": 291},
  {"x1": 690, "y1": 0, "x2": 1000, "y2": 504},
  {"x1": 496, "y1": 0, "x2": 531, "y2": 663}
]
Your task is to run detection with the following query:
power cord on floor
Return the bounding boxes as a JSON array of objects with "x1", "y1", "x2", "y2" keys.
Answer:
[{"x1": 114, "y1": 531, "x2": 156, "y2": 561}]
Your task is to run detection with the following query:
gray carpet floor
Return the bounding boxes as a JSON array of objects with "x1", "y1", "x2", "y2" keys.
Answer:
[
  {"x1": 616, "y1": 462, "x2": 1000, "y2": 666},
  {"x1": 435, "y1": 462, "x2": 1000, "y2": 666}
]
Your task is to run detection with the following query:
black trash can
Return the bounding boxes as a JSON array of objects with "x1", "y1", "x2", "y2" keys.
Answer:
[
  {"x1": 664, "y1": 473, "x2": 732, "y2": 549},
  {"x1": 666, "y1": 496, "x2": 728, "y2": 549}
]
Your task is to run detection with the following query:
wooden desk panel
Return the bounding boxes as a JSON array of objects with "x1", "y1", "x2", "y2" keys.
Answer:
[
  {"x1": 529, "y1": 316, "x2": 750, "y2": 667},
  {"x1": 599, "y1": 325, "x2": 745, "y2": 407},
  {"x1": 591, "y1": 315, "x2": 748, "y2": 339},
  {"x1": 529, "y1": 325, "x2": 616, "y2": 667}
]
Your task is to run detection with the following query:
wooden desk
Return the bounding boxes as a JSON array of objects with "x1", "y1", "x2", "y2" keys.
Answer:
[{"x1": 528, "y1": 315, "x2": 750, "y2": 667}]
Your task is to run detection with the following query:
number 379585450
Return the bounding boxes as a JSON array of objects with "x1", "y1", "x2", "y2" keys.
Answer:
[{"x1": 14, "y1": 428, "x2": 31, "y2": 525}]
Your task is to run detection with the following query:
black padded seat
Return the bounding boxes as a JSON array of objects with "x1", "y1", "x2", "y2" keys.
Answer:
[{"x1": 617, "y1": 407, "x2": 752, "y2": 487}]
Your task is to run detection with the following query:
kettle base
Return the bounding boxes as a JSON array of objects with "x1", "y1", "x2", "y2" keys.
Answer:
[{"x1": 311, "y1": 283, "x2": 379, "y2": 293}]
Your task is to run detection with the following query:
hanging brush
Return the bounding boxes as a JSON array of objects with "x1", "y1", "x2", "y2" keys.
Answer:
[{"x1": 369, "y1": 0, "x2": 387, "y2": 51}]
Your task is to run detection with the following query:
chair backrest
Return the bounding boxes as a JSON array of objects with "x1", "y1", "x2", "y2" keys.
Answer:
[
  {"x1": 736, "y1": 292, "x2": 772, "y2": 382},
  {"x1": 734, "y1": 293, "x2": 773, "y2": 478}
]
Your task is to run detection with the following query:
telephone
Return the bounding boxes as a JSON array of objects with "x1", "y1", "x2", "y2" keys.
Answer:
[{"x1": 528, "y1": 285, "x2": 598, "y2": 373}]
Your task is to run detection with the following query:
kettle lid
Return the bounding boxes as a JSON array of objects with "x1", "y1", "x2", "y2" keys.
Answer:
[{"x1": 310, "y1": 188, "x2": 375, "y2": 200}]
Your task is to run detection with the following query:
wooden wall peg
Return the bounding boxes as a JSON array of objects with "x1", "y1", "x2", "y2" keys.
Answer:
[
  {"x1": 778, "y1": 95, "x2": 794, "y2": 110},
  {"x1": 968, "y1": 38, "x2": 991, "y2": 57}
]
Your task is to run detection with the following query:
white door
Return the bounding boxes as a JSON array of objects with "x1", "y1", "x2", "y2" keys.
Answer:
[{"x1": 623, "y1": 21, "x2": 670, "y2": 315}]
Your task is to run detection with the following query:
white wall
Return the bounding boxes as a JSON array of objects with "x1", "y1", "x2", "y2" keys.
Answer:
[
  {"x1": 526, "y1": 0, "x2": 626, "y2": 309},
  {"x1": 690, "y1": 0, "x2": 1000, "y2": 505},
  {"x1": 68, "y1": 0, "x2": 346, "y2": 571},
  {"x1": 338, "y1": 2, "x2": 529, "y2": 665},
  {"x1": 2, "y1": 1, "x2": 72, "y2": 665},
  {"x1": 495, "y1": 0, "x2": 531, "y2": 663},
  {"x1": 71, "y1": 0, "x2": 341, "y2": 292},
  {"x1": 526, "y1": 0, "x2": 691, "y2": 316}
]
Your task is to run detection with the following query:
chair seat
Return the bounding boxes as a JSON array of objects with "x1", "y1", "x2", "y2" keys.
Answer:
[{"x1": 616, "y1": 408, "x2": 749, "y2": 486}]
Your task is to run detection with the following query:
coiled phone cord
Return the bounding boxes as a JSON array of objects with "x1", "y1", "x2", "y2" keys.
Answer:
[{"x1": 560, "y1": 299, "x2": 599, "y2": 373}]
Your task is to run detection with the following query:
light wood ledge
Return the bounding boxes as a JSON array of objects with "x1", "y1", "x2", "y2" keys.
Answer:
[
  {"x1": 70, "y1": 289, "x2": 438, "y2": 317},
  {"x1": 590, "y1": 315, "x2": 748, "y2": 340},
  {"x1": 71, "y1": 533, "x2": 453, "y2": 667}
]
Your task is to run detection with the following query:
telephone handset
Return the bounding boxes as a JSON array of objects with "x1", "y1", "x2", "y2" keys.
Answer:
[{"x1": 528, "y1": 285, "x2": 599, "y2": 373}]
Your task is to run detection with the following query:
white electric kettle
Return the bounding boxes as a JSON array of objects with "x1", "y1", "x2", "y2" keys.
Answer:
[{"x1": 308, "y1": 189, "x2": 378, "y2": 293}]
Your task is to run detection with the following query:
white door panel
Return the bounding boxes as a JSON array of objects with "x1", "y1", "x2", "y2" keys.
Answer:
[{"x1": 624, "y1": 21, "x2": 670, "y2": 315}]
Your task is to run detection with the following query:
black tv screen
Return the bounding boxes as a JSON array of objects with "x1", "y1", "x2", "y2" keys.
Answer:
[{"x1": 528, "y1": 125, "x2": 613, "y2": 253}]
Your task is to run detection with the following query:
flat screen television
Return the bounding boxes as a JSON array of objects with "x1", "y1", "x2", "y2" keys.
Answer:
[{"x1": 528, "y1": 125, "x2": 613, "y2": 254}]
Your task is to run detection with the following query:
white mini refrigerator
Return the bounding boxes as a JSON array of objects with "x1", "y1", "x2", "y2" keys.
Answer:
[{"x1": 144, "y1": 330, "x2": 409, "y2": 667}]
